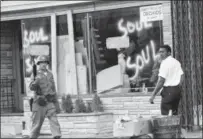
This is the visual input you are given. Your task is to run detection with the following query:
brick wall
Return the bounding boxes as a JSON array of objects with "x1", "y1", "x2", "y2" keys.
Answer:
[
  {"x1": 1, "y1": 112, "x2": 113, "y2": 138},
  {"x1": 102, "y1": 95, "x2": 161, "y2": 120},
  {"x1": 1, "y1": 94, "x2": 161, "y2": 137},
  {"x1": 26, "y1": 112, "x2": 113, "y2": 138},
  {"x1": 78, "y1": 95, "x2": 162, "y2": 121},
  {"x1": 23, "y1": 95, "x2": 161, "y2": 135},
  {"x1": 24, "y1": 94, "x2": 161, "y2": 120}
]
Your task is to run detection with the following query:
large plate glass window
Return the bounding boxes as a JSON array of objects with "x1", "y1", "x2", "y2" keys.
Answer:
[
  {"x1": 21, "y1": 16, "x2": 51, "y2": 96},
  {"x1": 74, "y1": 5, "x2": 163, "y2": 94}
]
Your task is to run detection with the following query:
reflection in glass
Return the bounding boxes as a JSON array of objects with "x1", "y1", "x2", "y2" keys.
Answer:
[
  {"x1": 21, "y1": 16, "x2": 51, "y2": 97},
  {"x1": 21, "y1": 17, "x2": 51, "y2": 77},
  {"x1": 74, "y1": 6, "x2": 163, "y2": 94}
]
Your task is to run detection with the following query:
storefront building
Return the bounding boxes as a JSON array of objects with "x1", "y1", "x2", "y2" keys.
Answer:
[
  {"x1": 0, "y1": 3, "x2": 179, "y2": 136},
  {"x1": 1, "y1": 1, "x2": 202, "y2": 135},
  {"x1": 1, "y1": 1, "x2": 172, "y2": 113}
]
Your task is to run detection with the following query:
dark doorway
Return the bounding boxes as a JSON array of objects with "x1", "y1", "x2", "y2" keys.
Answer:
[{"x1": 1, "y1": 20, "x2": 24, "y2": 113}]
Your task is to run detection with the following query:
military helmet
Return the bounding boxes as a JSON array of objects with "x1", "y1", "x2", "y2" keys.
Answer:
[{"x1": 36, "y1": 55, "x2": 49, "y2": 65}]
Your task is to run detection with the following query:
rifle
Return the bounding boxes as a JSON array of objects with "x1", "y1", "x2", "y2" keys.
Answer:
[
  {"x1": 29, "y1": 56, "x2": 37, "y2": 111},
  {"x1": 33, "y1": 57, "x2": 37, "y2": 80},
  {"x1": 29, "y1": 97, "x2": 33, "y2": 111}
]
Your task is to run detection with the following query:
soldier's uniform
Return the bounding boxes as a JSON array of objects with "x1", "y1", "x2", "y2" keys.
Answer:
[{"x1": 29, "y1": 56, "x2": 61, "y2": 139}]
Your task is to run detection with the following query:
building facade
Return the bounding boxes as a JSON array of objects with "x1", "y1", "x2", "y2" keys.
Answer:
[
  {"x1": 1, "y1": 0, "x2": 172, "y2": 113},
  {"x1": 1, "y1": 0, "x2": 202, "y2": 134}
]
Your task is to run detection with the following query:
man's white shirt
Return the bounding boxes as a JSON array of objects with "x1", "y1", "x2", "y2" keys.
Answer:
[{"x1": 158, "y1": 56, "x2": 184, "y2": 86}]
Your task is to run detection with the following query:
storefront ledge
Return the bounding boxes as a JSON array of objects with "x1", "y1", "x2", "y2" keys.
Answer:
[
  {"x1": 67, "y1": 92, "x2": 154, "y2": 99},
  {"x1": 23, "y1": 92, "x2": 156, "y2": 101},
  {"x1": 99, "y1": 92, "x2": 154, "y2": 98},
  {"x1": 57, "y1": 112, "x2": 113, "y2": 117},
  {"x1": 25, "y1": 111, "x2": 113, "y2": 137},
  {"x1": 1, "y1": 113, "x2": 24, "y2": 116}
]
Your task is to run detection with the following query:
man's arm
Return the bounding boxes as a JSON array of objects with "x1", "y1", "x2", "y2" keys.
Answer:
[
  {"x1": 179, "y1": 74, "x2": 184, "y2": 86},
  {"x1": 152, "y1": 76, "x2": 165, "y2": 97},
  {"x1": 29, "y1": 74, "x2": 40, "y2": 91}
]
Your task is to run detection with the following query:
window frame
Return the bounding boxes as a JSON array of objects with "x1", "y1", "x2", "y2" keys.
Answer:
[{"x1": 73, "y1": 4, "x2": 164, "y2": 94}]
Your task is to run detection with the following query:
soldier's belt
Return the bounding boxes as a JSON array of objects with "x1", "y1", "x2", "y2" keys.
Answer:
[
  {"x1": 45, "y1": 94, "x2": 57, "y2": 103},
  {"x1": 37, "y1": 96, "x2": 47, "y2": 106},
  {"x1": 37, "y1": 94, "x2": 56, "y2": 107},
  {"x1": 37, "y1": 94, "x2": 56, "y2": 103}
]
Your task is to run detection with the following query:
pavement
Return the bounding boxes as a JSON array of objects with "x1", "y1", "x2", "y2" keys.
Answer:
[
  {"x1": 183, "y1": 130, "x2": 202, "y2": 138},
  {"x1": 1, "y1": 128, "x2": 202, "y2": 138},
  {"x1": 2, "y1": 131, "x2": 202, "y2": 139}
]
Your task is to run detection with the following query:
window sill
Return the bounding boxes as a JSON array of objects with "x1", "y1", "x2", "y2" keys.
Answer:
[
  {"x1": 1, "y1": 113, "x2": 24, "y2": 117},
  {"x1": 68, "y1": 91, "x2": 154, "y2": 99},
  {"x1": 57, "y1": 112, "x2": 112, "y2": 117}
]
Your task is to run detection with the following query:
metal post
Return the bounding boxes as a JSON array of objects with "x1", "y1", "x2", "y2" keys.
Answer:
[
  {"x1": 20, "y1": 22, "x2": 27, "y2": 95},
  {"x1": 51, "y1": 14, "x2": 58, "y2": 92},
  {"x1": 86, "y1": 13, "x2": 93, "y2": 94}
]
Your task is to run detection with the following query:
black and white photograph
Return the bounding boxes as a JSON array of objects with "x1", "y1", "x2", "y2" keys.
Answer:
[{"x1": 0, "y1": 1, "x2": 202, "y2": 138}]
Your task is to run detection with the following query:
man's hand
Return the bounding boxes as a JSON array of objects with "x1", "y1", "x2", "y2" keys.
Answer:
[
  {"x1": 149, "y1": 95, "x2": 155, "y2": 104},
  {"x1": 30, "y1": 74, "x2": 41, "y2": 85},
  {"x1": 30, "y1": 82, "x2": 40, "y2": 91},
  {"x1": 149, "y1": 76, "x2": 165, "y2": 104}
]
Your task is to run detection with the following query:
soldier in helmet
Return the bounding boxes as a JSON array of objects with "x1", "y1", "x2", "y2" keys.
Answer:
[{"x1": 29, "y1": 55, "x2": 61, "y2": 139}]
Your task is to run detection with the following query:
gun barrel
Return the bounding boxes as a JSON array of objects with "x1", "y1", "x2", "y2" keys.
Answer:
[{"x1": 33, "y1": 64, "x2": 37, "y2": 80}]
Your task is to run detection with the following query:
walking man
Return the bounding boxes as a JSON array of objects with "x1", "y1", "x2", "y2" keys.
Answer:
[
  {"x1": 149, "y1": 45, "x2": 184, "y2": 115},
  {"x1": 29, "y1": 55, "x2": 61, "y2": 139}
]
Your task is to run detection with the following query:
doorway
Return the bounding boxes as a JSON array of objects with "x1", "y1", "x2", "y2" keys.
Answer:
[{"x1": 1, "y1": 20, "x2": 24, "y2": 113}]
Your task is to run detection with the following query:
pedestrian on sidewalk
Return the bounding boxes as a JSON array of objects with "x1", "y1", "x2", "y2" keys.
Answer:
[
  {"x1": 149, "y1": 45, "x2": 184, "y2": 115},
  {"x1": 29, "y1": 55, "x2": 61, "y2": 139}
]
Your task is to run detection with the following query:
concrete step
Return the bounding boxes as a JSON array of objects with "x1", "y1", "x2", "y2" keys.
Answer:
[
  {"x1": 8, "y1": 134, "x2": 52, "y2": 138},
  {"x1": 13, "y1": 134, "x2": 115, "y2": 139},
  {"x1": 185, "y1": 131, "x2": 202, "y2": 138},
  {"x1": 181, "y1": 128, "x2": 202, "y2": 138},
  {"x1": 1, "y1": 124, "x2": 22, "y2": 138}
]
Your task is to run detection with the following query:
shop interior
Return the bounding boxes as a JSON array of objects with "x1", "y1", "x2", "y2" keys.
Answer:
[{"x1": 73, "y1": 6, "x2": 163, "y2": 94}]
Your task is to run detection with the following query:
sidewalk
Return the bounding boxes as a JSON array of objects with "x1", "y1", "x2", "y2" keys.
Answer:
[
  {"x1": 3, "y1": 132, "x2": 202, "y2": 139},
  {"x1": 2, "y1": 129, "x2": 202, "y2": 138},
  {"x1": 181, "y1": 127, "x2": 202, "y2": 138},
  {"x1": 184, "y1": 130, "x2": 202, "y2": 138}
]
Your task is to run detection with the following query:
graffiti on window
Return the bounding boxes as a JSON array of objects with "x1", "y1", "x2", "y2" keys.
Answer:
[
  {"x1": 23, "y1": 28, "x2": 49, "y2": 48},
  {"x1": 126, "y1": 40, "x2": 157, "y2": 80},
  {"x1": 22, "y1": 24, "x2": 51, "y2": 77},
  {"x1": 117, "y1": 18, "x2": 153, "y2": 37},
  {"x1": 23, "y1": 27, "x2": 50, "y2": 77},
  {"x1": 116, "y1": 16, "x2": 162, "y2": 85},
  {"x1": 25, "y1": 56, "x2": 37, "y2": 74}
]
